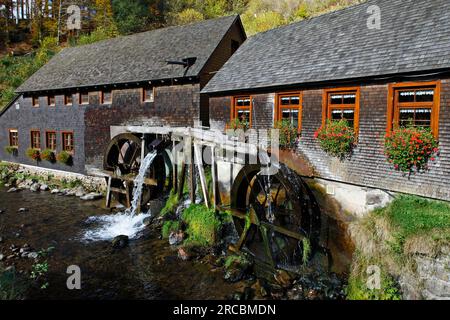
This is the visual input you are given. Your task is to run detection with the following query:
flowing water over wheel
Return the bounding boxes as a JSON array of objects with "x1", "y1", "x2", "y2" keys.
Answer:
[
  {"x1": 230, "y1": 164, "x2": 321, "y2": 272},
  {"x1": 103, "y1": 133, "x2": 166, "y2": 208}
]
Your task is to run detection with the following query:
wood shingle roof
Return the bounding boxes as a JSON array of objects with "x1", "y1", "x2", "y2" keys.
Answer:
[
  {"x1": 202, "y1": 0, "x2": 450, "y2": 94},
  {"x1": 17, "y1": 15, "x2": 241, "y2": 93}
]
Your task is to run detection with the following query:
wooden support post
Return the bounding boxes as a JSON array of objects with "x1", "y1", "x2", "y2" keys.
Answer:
[
  {"x1": 172, "y1": 140, "x2": 178, "y2": 193},
  {"x1": 211, "y1": 146, "x2": 217, "y2": 211},
  {"x1": 188, "y1": 139, "x2": 196, "y2": 203},
  {"x1": 178, "y1": 163, "x2": 186, "y2": 200},
  {"x1": 194, "y1": 143, "x2": 209, "y2": 209},
  {"x1": 125, "y1": 182, "x2": 131, "y2": 208},
  {"x1": 105, "y1": 176, "x2": 112, "y2": 208}
]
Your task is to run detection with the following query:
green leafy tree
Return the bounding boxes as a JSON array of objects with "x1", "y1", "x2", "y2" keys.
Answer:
[
  {"x1": 112, "y1": 0, "x2": 162, "y2": 34},
  {"x1": 173, "y1": 8, "x2": 204, "y2": 25}
]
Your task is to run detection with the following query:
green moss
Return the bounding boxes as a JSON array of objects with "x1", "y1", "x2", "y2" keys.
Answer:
[
  {"x1": 182, "y1": 204, "x2": 222, "y2": 247},
  {"x1": 162, "y1": 221, "x2": 180, "y2": 239},
  {"x1": 224, "y1": 254, "x2": 249, "y2": 269},
  {"x1": 302, "y1": 238, "x2": 311, "y2": 265},
  {"x1": 161, "y1": 191, "x2": 179, "y2": 217}
]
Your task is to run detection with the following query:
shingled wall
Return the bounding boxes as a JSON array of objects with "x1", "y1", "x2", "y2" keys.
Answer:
[{"x1": 209, "y1": 77, "x2": 450, "y2": 201}]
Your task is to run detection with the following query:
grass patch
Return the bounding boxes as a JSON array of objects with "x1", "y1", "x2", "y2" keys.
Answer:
[
  {"x1": 182, "y1": 204, "x2": 223, "y2": 247},
  {"x1": 161, "y1": 191, "x2": 179, "y2": 217},
  {"x1": 347, "y1": 195, "x2": 450, "y2": 300},
  {"x1": 384, "y1": 195, "x2": 450, "y2": 238},
  {"x1": 162, "y1": 221, "x2": 180, "y2": 239},
  {"x1": 346, "y1": 252, "x2": 402, "y2": 300}
]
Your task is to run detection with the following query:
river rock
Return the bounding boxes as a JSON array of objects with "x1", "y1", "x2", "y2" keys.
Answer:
[
  {"x1": 80, "y1": 192, "x2": 103, "y2": 201},
  {"x1": 178, "y1": 247, "x2": 190, "y2": 261},
  {"x1": 112, "y1": 235, "x2": 129, "y2": 249},
  {"x1": 0, "y1": 254, "x2": 4, "y2": 261},
  {"x1": 28, "y1": 252, "x2": 39, "y2": 259},
  {"x1": 143, "y1": 216, "x2": 154, "y2": 226},
  {"x1": 7, "y1": 187, "x2": 18, "y2": 193},
  {"x1": 65, "y1": 190, "x2": 77, "y2": 196},
  {"x1": 274, "y1": 270, "x2": 294, "y2": 288},
  {"x1": 30, "y1": 183, "x2": 40, "y2": 192},
  {"x1": 40, "y1": 184, "x2": 49, "y2": 191},
  {"x1": 17, "y1": 208, "x2": 28, "y2": 213},
  {"x1": 169, "y1": 231, "x2": 184, "y2": 246},
  {"x1": 0, "y1": 210, "x2": 4, "y2": 214},
  {"x1": 75, "y1": 187, "x2": 85, "y2": 197},
  {"x1": 0, "y1": 236, "x2": 3, "y2": 243},
  {"x1": 51, "y1": 189, "x2": 60, "y2": 194}
]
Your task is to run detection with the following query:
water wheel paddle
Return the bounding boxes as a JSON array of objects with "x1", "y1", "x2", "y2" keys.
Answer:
[
  {"x1": 103, "y1": 133, "x2": 166, "y2": 208},
  {"x1": 230, "y1": 164, "x2": 321, "y2": 272}
]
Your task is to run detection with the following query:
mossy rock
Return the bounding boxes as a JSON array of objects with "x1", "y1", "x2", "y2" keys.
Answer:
[
  {"x1": 181, "y1": 204, "x2": 223, "y2": 247},
  {"x1": 162, "y1": 220, "x2": 180, "y2": 239},
  {"x1": 223, "y1": 254, "x2": 253, "y2": 283}
]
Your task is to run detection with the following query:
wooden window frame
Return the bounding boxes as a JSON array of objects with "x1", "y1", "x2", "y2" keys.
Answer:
[
  {"x1": 322, "y1": 87, "x2": 360, "y2": 134},
  {"x1": 32, "y1": 97, "x2": 39, "y2": 108},
  {"x1": 231, "y1": 95, "x2": 253, "y2": 127},
  {"x1": 64, "y1": 94, "x2": 73, "y2": 106},
  {"x1": 101, "y1": 90, "x2": 113, "y2": 104},
  {"x1": 275, "y1": 92, "x2": 302, "y2": 133},
  {"x1": 47, "y1": 95, "x2": 56, "y2": 107},
  {"x1": 142, "y1": 87, "x2": 155, "y2": 103},
  {"x1": 8, "y1": 129, "x2": 19, "y2": 148},
  {"x1": 30, "y1": 130, "x2": 41, "y2": 150},
  {"x1": 387, "y1": 81, "x2": 441, "y2": 137},
  {"x1": 61, "y1": 131, "x2": 74, "y2": 154},
  {"x1": 45, "y1": 131, "x2": 57, "y2": 151},
  {"x1": 79, "y1": 92, "x2": 89, "y2": 105}
]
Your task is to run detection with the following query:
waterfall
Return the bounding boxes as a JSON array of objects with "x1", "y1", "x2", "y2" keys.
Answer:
[
  {"x1": 82, "y1": 151, "x2": 157, "y2": 242},
  {"x1": 128, "y1": 151, "x2": 157, "y2": 216}
]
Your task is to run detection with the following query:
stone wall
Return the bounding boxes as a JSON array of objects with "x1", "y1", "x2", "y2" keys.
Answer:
[{"x1": 398, "y1": 246, "x2": 450, "y2": 300}]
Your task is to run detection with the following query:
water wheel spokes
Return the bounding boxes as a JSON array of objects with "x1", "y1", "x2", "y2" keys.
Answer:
[
  {"x1": 103, "y1": 134, "x2": 167, "y2": 208},
  {"x1": 230, "y1": 165, "x2": 320, "y2": 272}
]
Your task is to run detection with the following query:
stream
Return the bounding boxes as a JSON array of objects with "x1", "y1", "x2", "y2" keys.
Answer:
[{"x1": 0, "y1": 186, "x2": 244, "y2": 299}]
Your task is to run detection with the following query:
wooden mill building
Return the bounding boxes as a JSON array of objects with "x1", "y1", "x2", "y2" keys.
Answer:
[
  {"x1": 0, "y1": 15, "x2": 246, "y2": 174},
  {"x1": 202, "y1": 0, "x2": 450, "y2": 206}
]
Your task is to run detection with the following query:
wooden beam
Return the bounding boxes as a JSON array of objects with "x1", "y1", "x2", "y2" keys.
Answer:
[
  {"x1": 211, "y1": 146, "x2": 217, "y2": 210},
  {"x1": 172, "y1": 140, "x2": 178, "y2": 193},
  {"x1": 105, "y1": 176, "x2": 112, "y2": 208},
  {"x1": 194, "y1": 143, "x2": 209, "y2": 209},
  {"x1": 178, "y1": 163, "x2": 186, "y2": 200}
]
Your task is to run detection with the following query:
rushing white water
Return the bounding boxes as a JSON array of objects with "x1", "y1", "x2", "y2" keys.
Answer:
[
  {"x1": 82, "y1": 151, "x2": 157, "y2": 242},
  {"x1": 128, "y1": 152, "x2": 157, "y2": 216},
  {"x1": 82, "y1": 212, "x2": 151, "y2": 241}
]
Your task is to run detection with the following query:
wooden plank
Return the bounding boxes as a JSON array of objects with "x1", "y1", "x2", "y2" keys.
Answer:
[
  {"x1": 178, "y1": 164, "x2": 186, "y2": 200},
  {"x1": 211, "y1": 146, "x2": 217, "y2": 210},
  {"x1": 194, "y1": 143, "x2": 209, "y2": 209},
  {"x1": 110, "y1": 187, "x2": 128, "y2": 194},
  {"x1": 105, "y1": 176, "x2": 112, "y2": 208},
  {"x1": 125, "y1": 182, "x2": 131, "y2": 208},
  {"x1": 188, "y1": 140, "x2": 195, "y2": 203},
  {"x1": 100, "y1": 170, "x2": 157, "y2": 186},
  {"x1": 172, "y1": 140, "x2": 178, "y2": 193}
]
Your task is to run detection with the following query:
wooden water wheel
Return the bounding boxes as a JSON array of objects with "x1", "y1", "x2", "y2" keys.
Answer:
[
  {"x1": 230, "y1": 164, "x2": 321, "y2": 272},
  {"x1": 103, "y1": 133, "x2": 166, "y2": 208}
]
